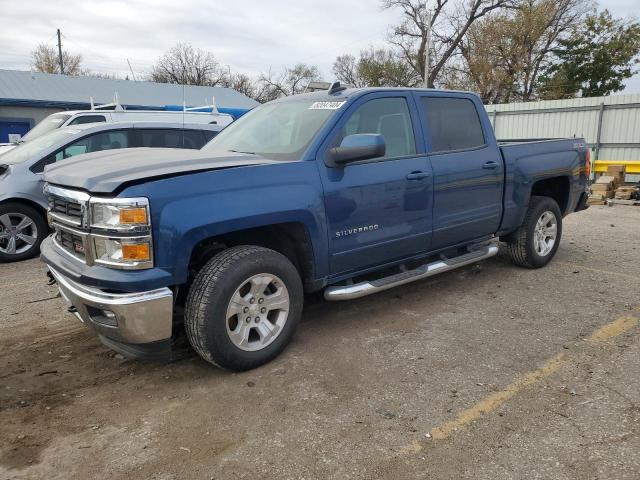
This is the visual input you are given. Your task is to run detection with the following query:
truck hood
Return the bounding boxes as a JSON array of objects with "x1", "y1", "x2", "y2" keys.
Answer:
[{"x1": 44, "y1": 148, "x2": 281, "y2": 193}]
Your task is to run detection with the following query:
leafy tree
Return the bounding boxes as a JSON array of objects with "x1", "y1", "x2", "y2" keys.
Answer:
[
  {"x1": 333, "y1": 48, "x2": 421, "y2": 87},
  {"x1": 540, "y1": 10, "x2": 640, "y2": 98},
  {"x1": 384, "y1": 0, "x2": 515, "y2": 88},
  {"x1": 454, "y1": 0, "x2": 587, "y2": 103},
  {"x1": 32, "y1": 43, "x2": 83, "y2": 75}
]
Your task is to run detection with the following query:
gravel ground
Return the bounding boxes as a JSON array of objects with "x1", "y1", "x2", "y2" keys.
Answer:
[{"x1": 1, "y1": 205, "x2": 639, "y2": 480}]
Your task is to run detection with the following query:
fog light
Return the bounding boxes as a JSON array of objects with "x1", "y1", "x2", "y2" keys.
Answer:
[{"x1": 86, "y1": 306, "x2": 117, "y2": 326}]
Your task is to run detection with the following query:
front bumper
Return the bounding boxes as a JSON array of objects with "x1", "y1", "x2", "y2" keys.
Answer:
[{"x1": 48, "y1": 266, "x2": 173, "y2": 345}]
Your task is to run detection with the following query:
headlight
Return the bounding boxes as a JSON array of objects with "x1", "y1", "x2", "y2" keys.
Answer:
[
  {"x1": 93, "y1": 235, "x2": 153, "y2": 269},
  {"x1": 89, "y1": 197, "x2": 153, "y2": 270},
  {"x1": 90, "y1": 197, "x2": 150, "y2": 231}
]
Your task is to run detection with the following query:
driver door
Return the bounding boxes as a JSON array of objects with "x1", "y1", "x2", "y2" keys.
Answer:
[{"x1": 317, "y1": 93, "x2": 433, "y2": 276}]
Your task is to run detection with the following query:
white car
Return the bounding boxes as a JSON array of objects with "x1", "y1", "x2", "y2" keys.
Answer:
[{"x1": 0, "y1": 107, "x2": 234, "y2": 156}]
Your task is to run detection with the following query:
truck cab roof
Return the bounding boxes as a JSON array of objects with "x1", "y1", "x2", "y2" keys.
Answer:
[{"x1": 272, "y1": 86, "x2": 481, "y2": 104}]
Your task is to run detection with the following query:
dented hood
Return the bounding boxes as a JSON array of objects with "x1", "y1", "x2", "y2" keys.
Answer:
[{"x1": 44, "y1": 148, "x2": 280, "y2": 193}]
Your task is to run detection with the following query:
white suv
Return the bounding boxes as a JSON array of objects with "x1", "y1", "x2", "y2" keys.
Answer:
[{"x1": 0, "y1": 108, "x2": 234, "y2": 155}]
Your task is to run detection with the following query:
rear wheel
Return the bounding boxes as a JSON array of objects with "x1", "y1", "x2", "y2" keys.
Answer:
[
  {"x1": 505, "y1": 196, "x2": 562, "y2": 268},
  {"x1": 184, "y1": 246, "x2": 303, "y2": 371},
  {"x1": 0, "y1": 203, "x2": 48, "y2": 263}
]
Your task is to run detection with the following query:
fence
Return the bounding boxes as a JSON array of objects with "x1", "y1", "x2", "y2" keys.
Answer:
[{"x1": 485, "y1": 94, "x2": 640, "y2": 181}]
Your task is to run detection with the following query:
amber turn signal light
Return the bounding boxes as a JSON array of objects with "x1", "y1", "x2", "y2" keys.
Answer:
[
  {"x1": 119, "y1": 207, "x2": 148, "y2": 224},
  {"x1": 121, "y1": 243, "x2": 151, "y2": 261}
]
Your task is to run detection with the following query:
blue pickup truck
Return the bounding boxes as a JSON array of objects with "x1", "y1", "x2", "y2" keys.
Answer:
[{"x1": 41, "y1": 85, "x2": 590, "y2": 370}]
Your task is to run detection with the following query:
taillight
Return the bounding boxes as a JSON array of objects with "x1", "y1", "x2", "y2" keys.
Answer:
[{"x1": 585, "y1": 149, "x2": 591, "y2": 177}]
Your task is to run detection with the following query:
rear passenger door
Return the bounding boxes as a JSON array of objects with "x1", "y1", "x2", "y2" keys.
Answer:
[{"x1": 414, "y1": 94, "x2": 503, "y2": 249}]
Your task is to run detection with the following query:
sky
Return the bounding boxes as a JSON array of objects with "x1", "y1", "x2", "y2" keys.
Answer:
[{"x1": 1, "y1": 0, "x2": 639, "y2": 92}]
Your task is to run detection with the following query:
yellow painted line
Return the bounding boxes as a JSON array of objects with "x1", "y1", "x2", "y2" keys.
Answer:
[
  {"x1": 430, "y1": 353, "x2": 566, "y2": 440},
  {"x1": 586, "y1": 315, "x2": 638, "y2": 344},
  {"x1": 556, "y1": 261, "x2": 640, "y2": 281},
  {"x1": 426, "y1": 314, "x2": 639, "y2": 442}
]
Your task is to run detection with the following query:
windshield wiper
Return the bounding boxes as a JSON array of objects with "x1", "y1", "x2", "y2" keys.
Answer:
[{"x1": 229, "y1": 149, "x2": 256, "y2": 155}]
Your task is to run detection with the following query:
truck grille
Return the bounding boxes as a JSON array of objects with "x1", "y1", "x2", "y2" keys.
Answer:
[
  {"x1": 49, "y1": 197, "x2": 83, "y2": 223},
  {"x1": 54, "y1": 228, "x2": 87, "y2": 259},
  {"x1": 45, "y1": 185, "x2": 91, "y2": 263}
]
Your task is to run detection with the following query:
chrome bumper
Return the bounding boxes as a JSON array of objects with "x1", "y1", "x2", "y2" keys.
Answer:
[{"x1": 49, "y1": 267, "x2": 173, "y2": 344}]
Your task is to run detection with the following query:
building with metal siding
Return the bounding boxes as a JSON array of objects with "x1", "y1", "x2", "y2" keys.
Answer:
[
  {"x1": 0, "y1": 69, "x2": 259, "y2": 142},
  {"x1": 484, "y1": 94, "x2": 640, "y2": 163}
]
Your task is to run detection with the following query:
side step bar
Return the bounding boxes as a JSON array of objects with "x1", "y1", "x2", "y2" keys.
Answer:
[{"x1": 324, "y1": 243, "x2": 499, "y2": 301}]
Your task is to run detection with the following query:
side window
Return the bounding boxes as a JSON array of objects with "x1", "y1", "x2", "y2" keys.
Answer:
[
  {"x1": 182, "y1": 130, "x2": 207, "y2": 149},
  {"x1": 340, "y1": 97, "x2": 416, "y2": 159},
  {"x1": 54, "y1": 130, "x2": 129, "y2": 162},
  {"x1": 133, "y1": 129, "x2": 181, "y2": 148},
  {"x1": 202, "y1": 130, "x2": 218, "y2": 144},
  {"x1": 67, "y1": 115, "x2": 107, "y2": 125},
  {"x1": 420, "y1": 97, "x2": 485, "y2": 153}
]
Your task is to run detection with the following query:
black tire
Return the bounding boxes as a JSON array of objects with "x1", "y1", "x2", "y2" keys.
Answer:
[
  {"x1": 505, "y1": 196, "x2": 563, "y2": 268},
  {"x1": 184, "y1": 245, "x2": 303, "y2": 371},
  {"x1": 0, "y1": 202, "x2": 48, "y2": 263}
]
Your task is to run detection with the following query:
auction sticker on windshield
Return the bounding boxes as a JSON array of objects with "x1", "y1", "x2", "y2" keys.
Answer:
[{"x1": 309, "y1": 102, "x2": 346, "y2": 110}]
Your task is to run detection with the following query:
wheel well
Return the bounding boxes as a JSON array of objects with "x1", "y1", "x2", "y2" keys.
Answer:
[
  {"x1": 530, "y1": 177, "x2": 570, "y2": 214},
  {"x1": 0, "y1": 198, "x2": 47, "y2": 220},
  {"x1": 188, "y1": 223, "x2": 315, "y2": 290}
]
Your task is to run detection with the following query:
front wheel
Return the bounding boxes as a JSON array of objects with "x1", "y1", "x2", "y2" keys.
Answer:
[
  {"x1": 184, "y1": 246, "x2": 303, "y2": 371},
  {"x1": 505, "y1": 196, "x2": 563, "y2": 268},
  {"x1": 0, "y1": 203, "x2": 48, "y2": 263}
]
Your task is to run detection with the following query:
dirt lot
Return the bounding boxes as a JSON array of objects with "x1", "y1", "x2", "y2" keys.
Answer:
[{"x1": 1, "y1": 205, "x2": 639, "y2": 480}]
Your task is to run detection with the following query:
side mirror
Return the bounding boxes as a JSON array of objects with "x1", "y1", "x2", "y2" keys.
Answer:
[{"x1": 327, "y1": 134, "x2": 385, "y2": 166}]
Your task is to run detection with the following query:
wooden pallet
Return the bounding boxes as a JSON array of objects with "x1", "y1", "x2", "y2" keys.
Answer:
[{"x1": 606, "y1": 198, "x2": 640, "y2": 206}]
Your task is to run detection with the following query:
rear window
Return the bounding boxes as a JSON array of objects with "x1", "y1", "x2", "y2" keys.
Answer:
[
  {"x1": 67, "y1": 115, "x2": 107, "y2": 125},
  {"x1": 420, "y1": 97, "x2": 485, "y2": 153}
]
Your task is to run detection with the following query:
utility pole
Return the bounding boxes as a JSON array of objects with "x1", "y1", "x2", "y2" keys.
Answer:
[
  {"x1": 423, "y1": 10, "x2": 432, "y2": 88},
  {"x1": 127, "y1": 59, "x2": 137, "y2": 81},
  {"x1": 56, "y1": 29, "x2": 64, "y2": 74}
]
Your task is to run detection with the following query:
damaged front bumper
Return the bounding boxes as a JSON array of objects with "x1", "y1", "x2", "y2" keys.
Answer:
[{"x1": 48, "y1": 266, "x2": 174, "y2": 359}]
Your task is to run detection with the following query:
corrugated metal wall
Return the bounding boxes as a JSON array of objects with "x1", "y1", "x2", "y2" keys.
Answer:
[{"x1": 485, "y1": 94, "x2": 640, "y2": 162}]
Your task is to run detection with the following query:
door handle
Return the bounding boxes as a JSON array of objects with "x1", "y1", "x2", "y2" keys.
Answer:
[
  {"x1": 482, "y1": 161, "x2": 499, "y2": 169},
  {"x1": 406, "y1": 171, "x2": 430, "y2": 180}
]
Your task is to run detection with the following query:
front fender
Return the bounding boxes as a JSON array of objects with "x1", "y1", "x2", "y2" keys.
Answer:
[{"x1": 121, "y1": 162, "x2": 328, "y2": 286}]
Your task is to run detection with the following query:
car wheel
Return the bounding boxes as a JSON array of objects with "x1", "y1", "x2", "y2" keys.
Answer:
[
  {"x1": 0, "y1": 203, "x2": 48, "y2": 263},
  {"x1": 505, "y1": 195, "x2": 563, "y2": 268},
  {"x1": 184, "y1": 245, "x2": 303, "y2": 371}
]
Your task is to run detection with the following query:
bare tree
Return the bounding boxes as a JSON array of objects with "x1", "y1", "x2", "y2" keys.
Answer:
[
  {"x1": 32, "y1": 43, "x2": 83, "y2": 75},
  {"x1": 257, "y1": 64, "x2": 321, "y2": 101},
  {"x1": 384, "y1": 0, "x2": 515, "y2": 87},
  {"x1": 333, "y1": 54, "x2": 365, "y2": 87},
  {"x1": 333, "y1": 48, "x2": 421, "y2": 87},
  {"x1": 150, "y1": 43, "x2": 227, "y2": 86}
]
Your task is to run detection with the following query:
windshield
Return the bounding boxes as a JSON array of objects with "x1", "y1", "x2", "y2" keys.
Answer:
[
  {"x1": 202, "y1": 99, "x2": 342, "y2": 160},
  {"x1": 21, "y1": 113, "x2": 72, "y2": 142},
  {"x1": 0, "y1": 128, "x2": 79, "y2": 165}
]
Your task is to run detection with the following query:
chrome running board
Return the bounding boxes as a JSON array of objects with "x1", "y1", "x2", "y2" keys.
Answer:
[{"x1": 324, "y1": 243, "x2": 499, "y2": 301}]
